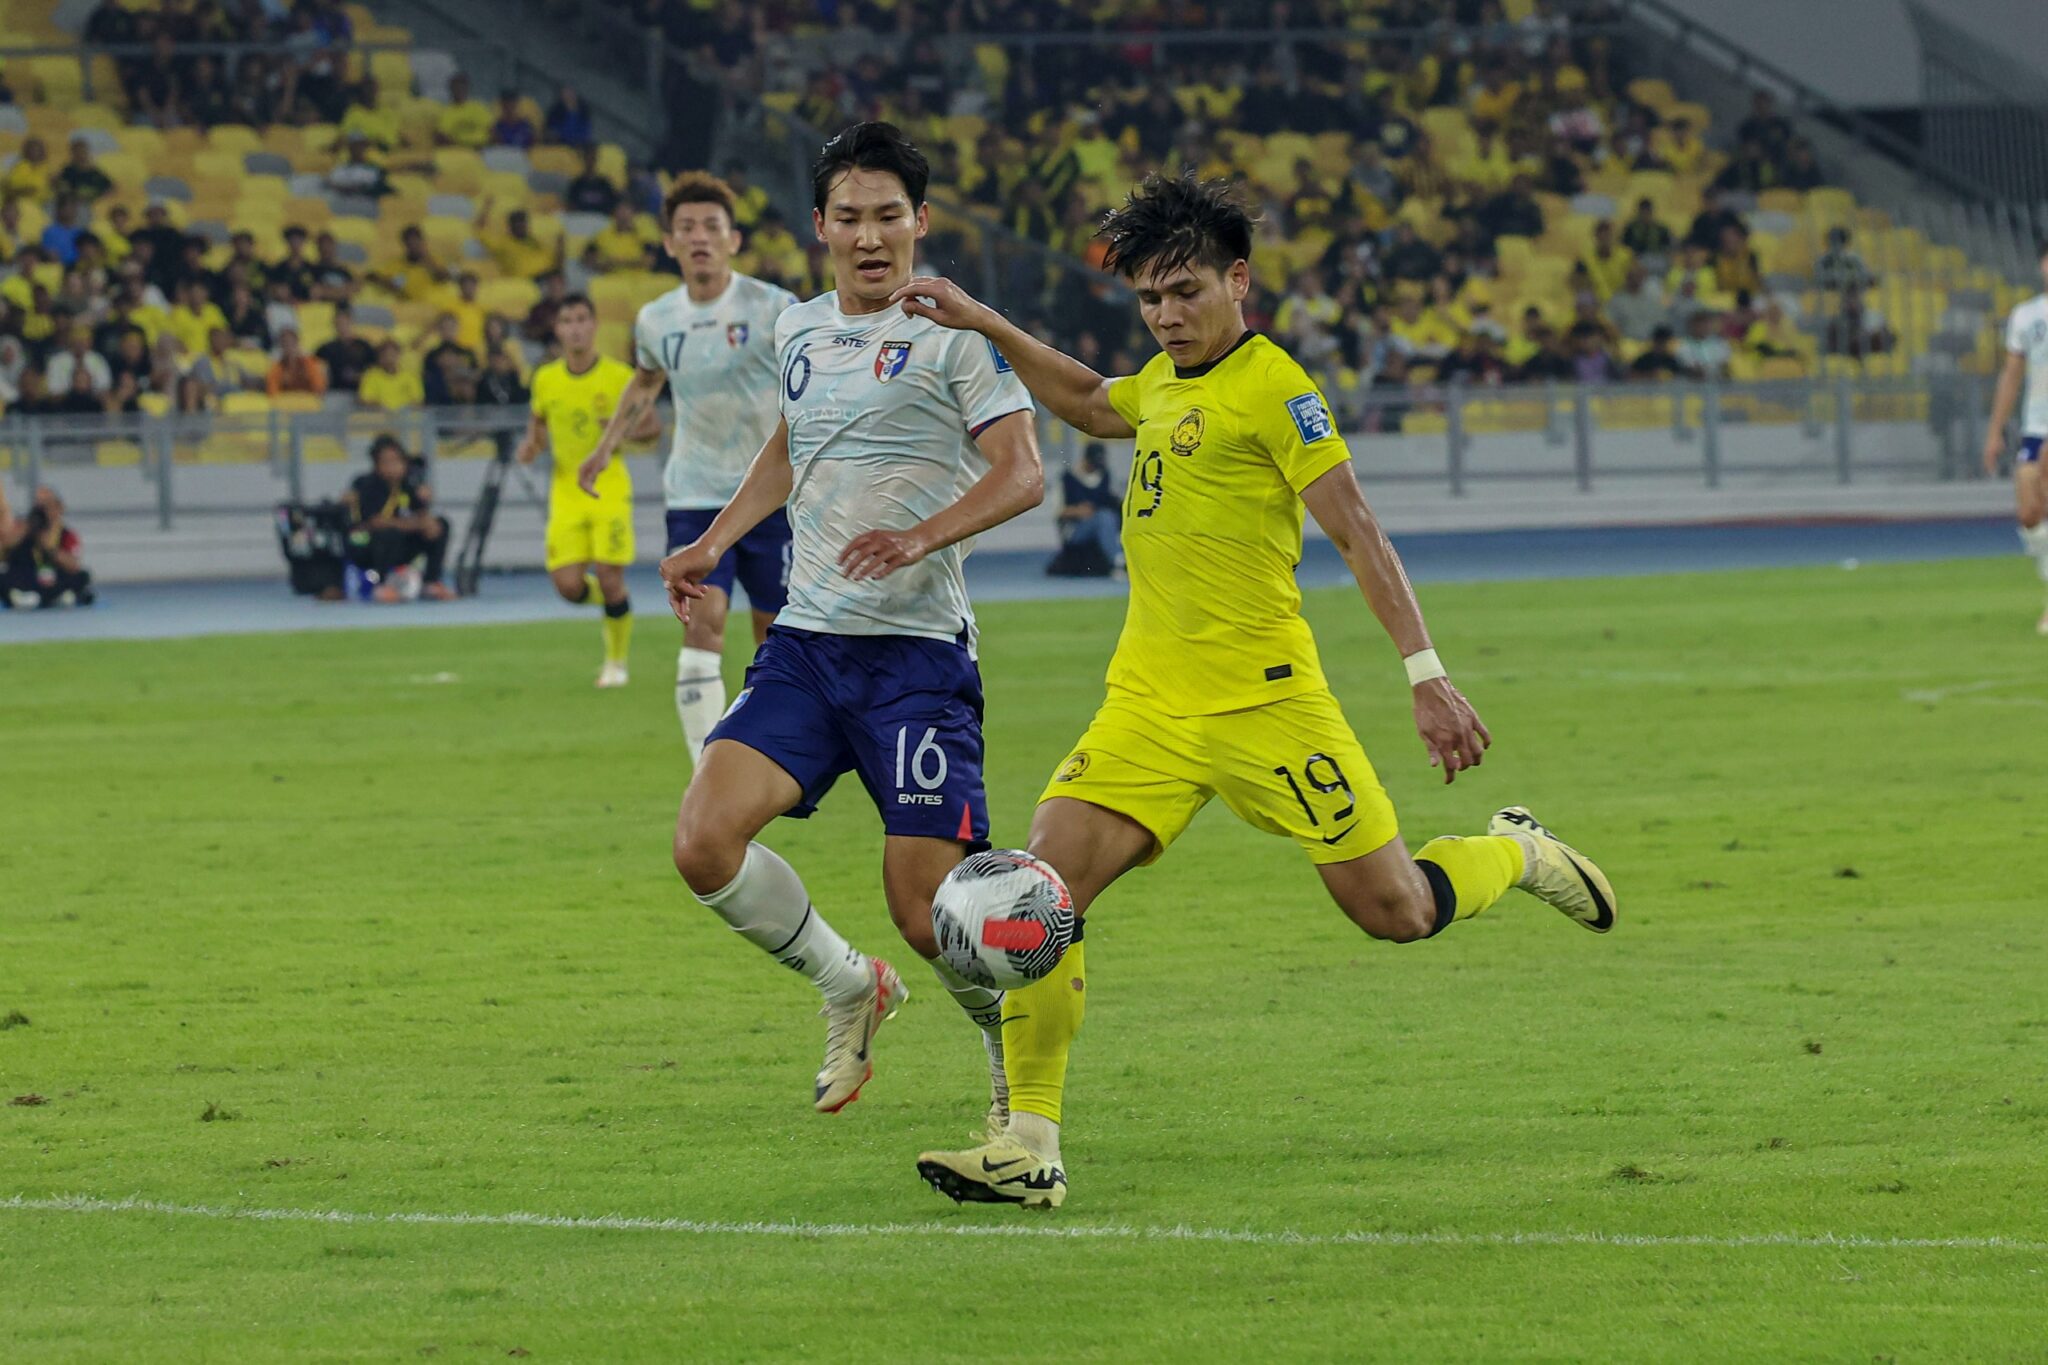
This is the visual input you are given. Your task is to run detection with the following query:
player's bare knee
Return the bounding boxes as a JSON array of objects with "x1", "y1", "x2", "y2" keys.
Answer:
[
  {"x1": 1340, "y1": 887, "x2": 1434, "y2": 943},
  {"x1": 888, "y1": 899, "x2": 940, "y2": 959},
  {"x1": 673, "y1": 818, "x2": 744, "y2": 896}
]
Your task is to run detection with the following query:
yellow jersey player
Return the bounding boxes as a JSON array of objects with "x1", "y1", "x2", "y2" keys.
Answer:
[
  {"x1": 896, "y1": 173, "x2": 1618, "y2": 1209},
  {"x1": 517, "y1": 293, "x2": 655, "y2": 687}
]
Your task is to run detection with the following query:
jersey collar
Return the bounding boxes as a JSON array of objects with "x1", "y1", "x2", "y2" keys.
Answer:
[{"x1": 1173, "y1": 327, "x2": 1259, "y2": 380}]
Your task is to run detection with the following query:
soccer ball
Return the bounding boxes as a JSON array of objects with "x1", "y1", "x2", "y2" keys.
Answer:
[{"x1": 931, "y1": 850, "x2": 1075, "y2": 990}]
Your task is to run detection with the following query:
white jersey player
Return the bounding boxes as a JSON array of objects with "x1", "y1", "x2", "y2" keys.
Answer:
[
  {"x1": 1983, "y1": 242, "x2": 2048, "y2": 633},
  {"x1": 658, "y1": 123, "x2": 1042, "y2": 1124},
  {"x1": 579, "y1": 174, "x2": 798, "y2": 751}
]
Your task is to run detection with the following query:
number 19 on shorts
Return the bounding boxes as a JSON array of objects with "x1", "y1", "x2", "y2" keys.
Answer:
[{"x1": 895, "y1": 725, "x2": 949, "y2": 806}]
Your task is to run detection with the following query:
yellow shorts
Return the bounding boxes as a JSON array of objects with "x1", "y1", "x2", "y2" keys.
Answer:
[
  {"x1": 545, "y1": 495, "x2": 634, "y2": 570},
  {"x1": 1039, "y1": 688, "x2": 1400, "y2": 866}
]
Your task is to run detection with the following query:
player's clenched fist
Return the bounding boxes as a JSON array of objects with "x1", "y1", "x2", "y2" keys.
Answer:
[
  {"x1": 658, "y1": 541, "x2": 719, "y2": 623},
  {"x1": 891, "y1": 276, "x2": 999, "y2": 335}
]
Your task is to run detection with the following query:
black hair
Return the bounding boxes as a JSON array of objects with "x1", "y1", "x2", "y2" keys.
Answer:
[
  {"x1": 557, "y1": 292, "x2": 595, "y2": 316},
  {"x1": 810, "y1": 121, "x2": 929, "y2": 214},
  {"x1": 1097, "y1": 173, "x2": 1257, "y2": 283},
  {"x1": 369, "y1": 433, "x2": 405, "y2": 461}
]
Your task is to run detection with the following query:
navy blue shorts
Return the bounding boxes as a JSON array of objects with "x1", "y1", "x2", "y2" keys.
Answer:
[
  {"x1": 2021, "y1": 436, "x2": 2044, "y2": 465},
  {"x1": 665, "y1": 507, "x2": 792, "y2": 613},
  {"x1": 709, "y1": 626, "x2": 991, "y2": 847}
]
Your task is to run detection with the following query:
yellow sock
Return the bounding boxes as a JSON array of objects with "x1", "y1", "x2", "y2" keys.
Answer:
[
  {"x1": 601, "y1": 607, "x2": 633, "y2": 664},
  {"x1": 582, "y1": 573, "x2": 601, "y2": 605},
  {"x1": 1003, "y1": 939, "x2": 1086, "y2": 1124},
  {"x1": 1415, "y1": 834, "x2": 1525, "y2": 928}
]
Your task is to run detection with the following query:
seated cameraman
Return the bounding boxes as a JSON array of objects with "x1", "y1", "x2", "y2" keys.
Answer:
[
  {"x1": 4, "y1": 485, "x2": 95, "y2": 609},
  {"x1": 344, "y1": 435, "x2": 456, "y2": 602}
]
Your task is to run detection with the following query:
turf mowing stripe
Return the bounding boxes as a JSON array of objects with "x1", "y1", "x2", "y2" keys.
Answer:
[{"x1": 6, "y1": 1195, "x2": 2046, "y2": 1254}]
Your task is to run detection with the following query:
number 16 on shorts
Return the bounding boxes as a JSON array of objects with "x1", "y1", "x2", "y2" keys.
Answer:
[{"x1": 896, "y1": 725, "x2": 950, "y2": 806}]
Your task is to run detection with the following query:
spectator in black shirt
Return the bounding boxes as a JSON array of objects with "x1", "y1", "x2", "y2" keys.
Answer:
[
  {"x1": 132, "y1": 32, "x2": 184, "y2": 126},
  {"x1": 1737, "y1": 92, "x2": 1792, "y2": 164},
  {"x1": 1629, "y1": 325, "x2": 1684, "y2": 380},
  {"x1": 1480, "y1": 175, "x2": 1546, "y2": 241},
  {"x1": 522, "y1": 271, "x2": 566, "y2": 343},
  {"x1": 1238, "y1": 64, "x2": 1291, "y2": 137},
  {"x1": 1713, "y1": 139, "x2": 1778, "y2": 194},
  {"x1": 564, "y1": 146, "x2": 621, "y2": 215},
  {"x1": 476, "y1": 347, "x2": 528, "y2": 407},
  {"x1": 272, "y1": 225, "x2": 316, "y2": 300},
  {"x1": 1780, "y1": 139, "x2": 1823, "y2": 191},
  {"x1": 1049, "y1": 442, "x2": 1121, "y2": 578},
  {"x1": 310, "y1": 232, "x2": 356, "y2": 302},
  {"x1": 1686, "y1": 189, "x2": 1744, "y2": 252},
  {"x1": 316, "y1": 307, "x2": 376, "y2": 393},
  {"x1": 1516, "y1": 325, "x2": 1576, "y2": 382},
  {"x1": 130, "y1": 204, "x2": 187, "y2": 295},
  {"x1": 55, "y1": 138, "x2": 114, "y2": 204},
  {"x1": 1619, "y1": 197, "x2": 1674, "y2": 260},
  {"x1": 1380, "y1": 223, "x2": 1442, "y2": 283},
  {"x1": 419, "y1": 314, "x2": 478, "y2": 406},
  {"x1": 344, "y1": 435, "x2": 454, "y2": 601}
]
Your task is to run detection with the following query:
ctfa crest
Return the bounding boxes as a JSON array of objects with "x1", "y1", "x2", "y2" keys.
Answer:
[
  {"x1": 1170, "y1": 407, "x2": 1205, "y2": 456},
  {"x1": 726, "y1": 322, "x2": 748, "y2": 348},
  {"x1": 875, "y1": 340, "x2": 913, "y2": 383}
]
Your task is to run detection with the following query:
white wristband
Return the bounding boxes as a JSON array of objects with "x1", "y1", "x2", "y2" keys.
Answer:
[{"x1": 1404, "y1": 649, "x2": 1447, "y2": 687}]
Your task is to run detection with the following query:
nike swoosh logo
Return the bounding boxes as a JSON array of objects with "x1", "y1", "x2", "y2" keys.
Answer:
[
  {"x1": 1562, "y1": 850, "x2": 1615, "y2": 931},
  {"x1": 1319, "y1": 824, "x2": 1358, "y2": 846},
  {"x1": 981, "y1": 1156, "x2": 1027, "y2": 1173}
]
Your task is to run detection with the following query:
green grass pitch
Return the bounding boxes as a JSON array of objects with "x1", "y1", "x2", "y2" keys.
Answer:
[{"x1": 4, "y1": 559, "x2": 2046, "y2": 1361}]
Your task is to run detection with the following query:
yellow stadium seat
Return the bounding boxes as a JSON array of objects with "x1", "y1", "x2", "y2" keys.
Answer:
[
  {"x1": 431, "y1": 148, "x2": 485, "y2": 193},
  {"x1": 530, "y1": 145, "x2": 580, "y2": 177},
  {"x1": 1626, "y1": 78, "x2": 1676, "y2": 112},
  {"x1": 370, "y1": 50, "x2": 414, "y2": 97},
  {"x1": 95, "y1": 440, "x2": 144, "y2": 468},
  {"x1": 95, "y1": 150, "x2": 147, "y2": 193},
  {"x1": 222, "y1": 392, "x2": 274, "y2": 415},
  {"x1": 1757, "y1": 189, "x2": 1804, "y2": 215},
  {"x1": 595, "y1": 143, "x2": 628, "y2": 184},
  {"x1": 136, "y1": 392, "x2": 172, "y2": 417},
  {"x1": 27, "y1": 54, "x2": 84, "y2": 105},
  {"x1": 303, "y1": 435, "x2": 351, "y2": 463},
  {"x1": 271, "y1": 392, "x2": 325, "y2": 414},
  {"x1": 69, "y1": 102, "x2": 123, "y2": 132},
  {"x1": 1668, "y1": 101, "x2": 1712, "y2": 134},
  {"x1": 477, "y1": 277, "x2": 539, "y2": 316},
  {"x1": 208, "y1": 126, "x2": 262, "y2": 156},
  {"x1": 479, "y1": 169, "x2": 531, "y2": 204}
]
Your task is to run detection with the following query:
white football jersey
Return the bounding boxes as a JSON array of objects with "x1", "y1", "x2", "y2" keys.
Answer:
[
  {"x1": 774, "y1": 291, "x2": 1033, "y2": 650},
  {"x1": 633, "y1": 272, "x2": 798, "y2": 509},
  {"x1": 2004, "y1": 294, "x2": 2048, "y2": 437}
]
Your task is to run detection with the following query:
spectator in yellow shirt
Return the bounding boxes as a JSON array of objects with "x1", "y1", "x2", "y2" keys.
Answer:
[
  {"x1": 1388, "y1": 291, "x2": 1460, "y2": 361},
  {"x1": 337, "y1": 78, "x2": 401, "y2": 152},
  {"x1": 358, "y1": 340, "x2": 425, "y2": 409},
  {"x1": 447, "y1": 271, "x2": 488, "y2": 353},
  {"x1": 1453, "y1": 121, "x2": 1524, "y2": 195},
  {"x1": 475, "y1": 200, "x2": 558, "y2": 279},
  {"x1": 1469, "y1": 67, "x2": 1521, "y2": 129},
  {"x1": 723, "y1": 163, "x2": 768, "y2": 229},
  {"x1": 589, "y1": 201, "x2": 655, "y2": 271},
  {"x1": 166, "y1": 279, "x2": 229, "y2": 359},
  {"x1": 366, "y1": 226, "x2": 451, "y2": 302},
  {"x1": 435, "y1": 72, "x2": 493, "y2": 148},
  {"x1": 743, "y1": 207, "x2": 808, "y2": 284},
  {"x1": 1579, "y1": 221, "x2": 1635, "y2": 302},
  {"x1": 1654, "y1": 117, "x2": 1706, "y2": 176},
  {"x1": 3, "y1": 137, "x2": 51, "y2": 202}
]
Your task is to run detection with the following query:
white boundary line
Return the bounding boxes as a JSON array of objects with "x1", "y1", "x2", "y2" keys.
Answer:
[{"x1": 6, "y1": 1195, "x2": 2045, "y2": 1254}]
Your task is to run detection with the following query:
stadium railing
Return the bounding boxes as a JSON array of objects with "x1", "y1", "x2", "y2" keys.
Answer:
[{"x1": 1, "y1": 374, "x2": 2004, "y2": 533}]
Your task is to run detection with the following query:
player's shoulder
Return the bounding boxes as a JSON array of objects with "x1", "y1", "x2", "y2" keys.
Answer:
[
  {"x1": 731, "y1": 271, "x2": 800, "y2": 314},
  {"x1": 2012, "y1": 294, "x2": 2048, "y2": 324},
  {"x1": 1230, "y1": 334, "x2": 1342, "y2": 446},
  {"x1": 776, "y1": 290, "x2": 838, "y2": 345},
  {"x1": 1234, "y1": 332, "x2": 1320, "y2": 393},
  {"x1": 530, "y1": 357, "x2": 563, "y2": 388}
]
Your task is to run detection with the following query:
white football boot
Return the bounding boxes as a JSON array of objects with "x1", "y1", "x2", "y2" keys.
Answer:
[
  {"x1": 595, "y1": 660, "x2": 629, "y2": 689},
  {"x1": 1489, "y1": 806, "x2": 1617, "y2": 933},
  {"x1": 813, "y1": 958, "x2": 906, "y2": 1114},
  {"x1": 918, "y1": 1131, "x2": 1067, "y2": 1209}
]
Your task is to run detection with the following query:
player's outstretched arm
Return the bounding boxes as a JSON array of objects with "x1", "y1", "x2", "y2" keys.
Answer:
[
  {"x1": 1985, "y1": 351, "x2": 2025, "y2": 475},
  {"x1": 577, "y1": 365, "x2": 667, "y2": 496},
  {"x1": 660, "y1": 419, "x2": 793, "y2": 623},
  {"x1": 891, "y1": 276, "x2": 1136, "y2": 440},
  {"x1": 839, "y1": 412, "x2": 1044, "y2": 582},
  {"x1": 1300, "y1": 462, "x2": 1491, "y2": 784}
]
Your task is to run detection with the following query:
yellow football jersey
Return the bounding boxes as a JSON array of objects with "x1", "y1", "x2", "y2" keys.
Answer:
[
  {"x1": 531, "y1": 354, "x2": 635, "y2": 500},
  {"x1": 1103, "y1": 331, "x2": 1353, "y2": 716}
]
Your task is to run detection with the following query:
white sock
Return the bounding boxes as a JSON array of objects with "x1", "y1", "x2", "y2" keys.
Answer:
[
  {"x1": 696, "y1": 843, "x2": 871, "y2": 1004},
  {"x1": 929, "y1": 958, "x2": 1005, "y2": 1036},
  {"x1": 1009, "y1": 1110, "x2": 1061, "y2": 1163},
  {"x1": 2021, "y1": 524, "x2": 2048, "y2": 583},
  {"x1": 676, "y1": 647, "x2": 726, "y2": 754}
]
